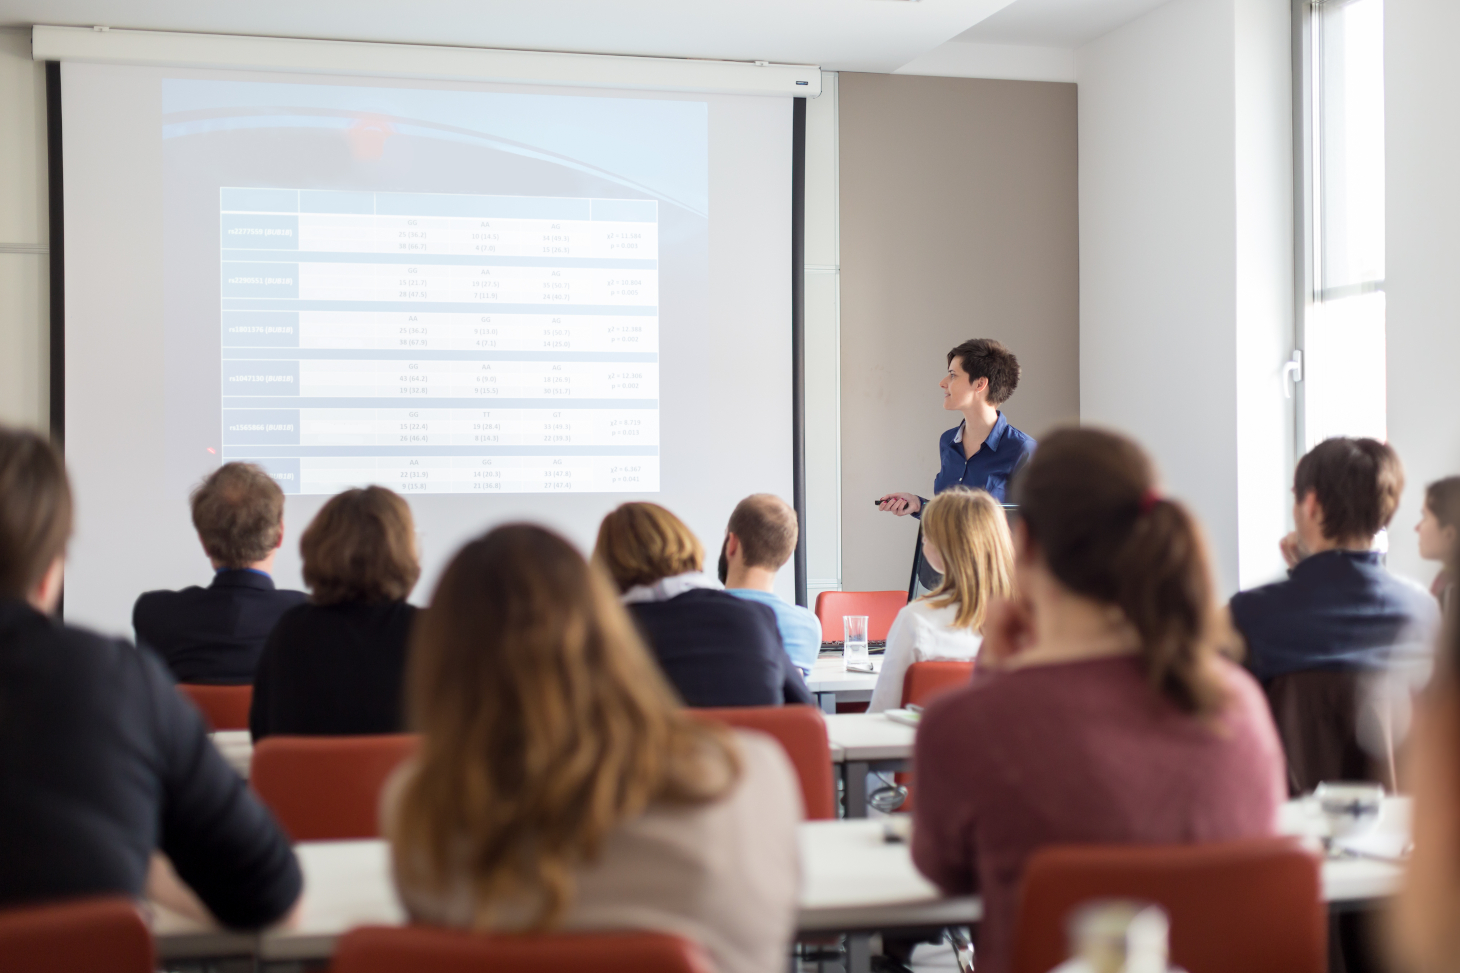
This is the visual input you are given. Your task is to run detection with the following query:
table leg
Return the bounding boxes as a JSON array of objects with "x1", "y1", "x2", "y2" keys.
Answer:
[
  {"x1": 818, "y1": 692, "x2": 837, "y2": 715},
  {"x1": 846, "y1": 932, "x2": 871, "y2": 973},
  {"x1": 844, "y1": 760, "x2": 869, "y2": 819}
]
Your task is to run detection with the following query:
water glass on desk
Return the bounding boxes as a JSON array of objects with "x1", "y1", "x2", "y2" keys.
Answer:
[{"x1": 843, "y1": 615, "x2": 870, "y2": 670}]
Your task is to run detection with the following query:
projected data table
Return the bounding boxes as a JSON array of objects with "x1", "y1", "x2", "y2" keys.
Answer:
[{"x1": 217, "y1": 188, "x2": 659, "y2": 495}]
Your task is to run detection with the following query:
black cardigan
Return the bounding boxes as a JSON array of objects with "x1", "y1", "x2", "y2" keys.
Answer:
[{"x1": 627, "y1": 589, "x2": 815, "y2": 708}]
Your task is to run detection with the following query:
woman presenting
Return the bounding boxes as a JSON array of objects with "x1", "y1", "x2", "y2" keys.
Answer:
[{"x1": 878, "y1": 338, "x2": 1036, "y2": 517}]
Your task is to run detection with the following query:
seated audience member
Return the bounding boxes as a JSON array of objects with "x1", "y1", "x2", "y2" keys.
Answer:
[
  {"x1": 134, "y1": 462, "x2": 307, "y2": 684},
  {"x1": 0, "y1": 426, "x2": 301, "y2": 926},
  {"x1": 1229, "y1": 437, "x2": 1440, "y2": 792},
  {"x1": 595, "y1": 502, "x2": 814, "y2": 707},
  {"x1": 910, "y1": 428, "x2": 1285, "y2": 973},
  {"x1": 718, "y1": 493, "x2": 823, "y2": 674},
  {"x1": 1416, "y1": 476, "x2": 1460, "y2": 608},
  {"x1": 386, "y1": 524, "x2": 801, "y2": 973},
  {"x1": 250, "y1": 487, "x2": 420, "y2": 741},
  {"x1": 868, "y1": 487, "x2": 1013, "y2": 712}
]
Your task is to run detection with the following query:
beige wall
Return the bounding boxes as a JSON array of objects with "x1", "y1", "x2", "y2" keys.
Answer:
[
  {"x1": 838, "y1": 73, "x2": 1079, "y2": 591},
  {"x1": 0, "y1": 27, "x2": 49, "y2": 433}
]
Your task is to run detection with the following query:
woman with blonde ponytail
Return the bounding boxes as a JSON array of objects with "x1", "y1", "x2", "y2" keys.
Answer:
[
  {"x1": 908, "y1": 428, "x2": 1285, "y2": 973},
  {"x1": 868, "y1": 487, "x2": 1014, "y2": 712}
]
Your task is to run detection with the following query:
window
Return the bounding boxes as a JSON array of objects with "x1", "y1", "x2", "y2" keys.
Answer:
[{"x1": 1297, "y1": 0, "x2": 1386, "y2": 449}]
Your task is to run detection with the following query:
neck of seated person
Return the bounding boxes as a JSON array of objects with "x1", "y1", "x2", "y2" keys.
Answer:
[
  {"x1": 724, "y1": 560, "x2": 778, "y2": 593},
  {"x1": 210, "y1": 551, "x2": 278, "y2": 575},
  {"x1": 25, "y1": 556, "x2": 64, "y2": 615}
]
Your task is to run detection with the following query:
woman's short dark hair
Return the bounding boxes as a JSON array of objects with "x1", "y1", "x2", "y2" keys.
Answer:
[
  {"x1": 300, "y1": 486, "x2": 419, "y2": 605},
  {"x1": 1293, "y1": 437, "x2": 1403, "y2": 542},
  {"x1": 1013, "y1": 426, "x2": 1228, "y2": 717},
  {"x1": 947, "y1": 338, "x2": 1021, "y2": 405},
  {"x1": 0, "y1": 426, "x2": 72, "y2": 598}
]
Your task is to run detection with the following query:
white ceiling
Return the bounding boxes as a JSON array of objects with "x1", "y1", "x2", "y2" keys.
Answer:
[{"x1": 0, "y1": 0, "x2": 1173, "y2": 74}]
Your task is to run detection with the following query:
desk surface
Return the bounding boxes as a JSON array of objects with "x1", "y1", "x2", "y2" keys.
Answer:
[
  {"x1": 806, "y1": 656, "x2": 881, "y2": 694},
  {"x1": 823, "y1": 712, "x2": 916, "y2": 763}
]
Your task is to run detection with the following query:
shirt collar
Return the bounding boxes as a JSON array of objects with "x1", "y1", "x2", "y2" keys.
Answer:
[
  {"x1": 952, "y1": 412, "x2": 1009, "y2": 451},
  {"x1": 216, "y1": 566, "x2": 272, "y2": 579}
]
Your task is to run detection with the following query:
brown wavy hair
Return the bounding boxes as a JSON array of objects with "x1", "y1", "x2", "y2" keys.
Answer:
[
  {"x1": 1013, "y1": 427, "x2": 1229, "y2": 717},
  {"x1": 921, "y1": 487, "x2": 1015, "y2": 631},
  {"x1": 190, "y1": 462, "x2": 284, "y2": 568},
  {"x1": 389, "y1": 524, "x2": 740, "y2": 929},
  {"x1": 0, "y1": 426, "x2": 72, "y2": 598},
  {"x1": 593, "y1": 502, "x2": 704, "y2": 592},
  {"x1": 300, "y1": 486, "x2": 419, "y2": 605}
]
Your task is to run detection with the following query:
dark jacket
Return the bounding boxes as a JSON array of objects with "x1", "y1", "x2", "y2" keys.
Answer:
[
  {"x1": 133, "y1": 569, "x2": 308, "y2": 685},
  {"x1": 0, "y1": 598, "x2": 301, "y2": 927},
  {"x1": 627, "y1": 589, "x2": 815, "y2": 708},
  {"x1": 250, "y1": 600, "x2": 417, "y2": 742}
]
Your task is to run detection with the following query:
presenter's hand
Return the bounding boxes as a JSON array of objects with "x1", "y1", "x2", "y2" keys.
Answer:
[{"x1": 877, "y1": 492, "x2": 922, "y2": 516}]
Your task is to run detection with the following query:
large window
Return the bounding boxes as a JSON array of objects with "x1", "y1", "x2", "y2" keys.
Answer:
[{"x1": 1297, "y1": 0, "x2": 1386, "y2": 449}]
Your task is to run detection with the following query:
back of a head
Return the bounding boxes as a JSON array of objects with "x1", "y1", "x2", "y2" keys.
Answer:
[
  {"x1": 0, "y1": 426, "x2": 72, "y2": 600},
  {"x1": 593, "y1": 502, "x2": 704, "y2": 591},
  {"x1": 920, "y1": 487, "x2": 1015, "y2": 631},
  {"x1": 1293, "y1": 437, "x2": 1403, "y2": 543},
  {"x1": 947, "y1": 338, "x2": 1021, "y2": 405},
  {"x1": 190, "y1": 463, "x2": 285, "y2": 568},
  {"x1": 1014, "y1": 427, "x2": 1226, "y2": 716},
  {"x1": 726, "y1": 493, "x2": 799, "y2": 571},
  {"x1": 394, "y1": 523, "x2": 736, "y2": 928},
  {"x1": 300, "y1": 486, "x2": 420, "y2": 605}
]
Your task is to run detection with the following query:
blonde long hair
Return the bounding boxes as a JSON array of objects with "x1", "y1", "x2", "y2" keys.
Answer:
[
  {"x1": 921, "y1": 487, "x2": 1015, "y2": 631},
  {"x1": 389, "y1": 524, "x2": 740, "y2": 930}
]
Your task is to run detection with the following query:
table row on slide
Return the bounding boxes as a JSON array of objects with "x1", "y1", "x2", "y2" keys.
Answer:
[
  {"x1": 221, "y1": 263, "x2": 657, "y2": 305},
  {"x1": 223, "y1": 408, "x2": 657, "y2": 447},
  {"x1": 222, "y1": 312, "x2": 656, "y2": 353},
  {"x1": 222, "y1": 359, "x2": 657, "y2": 400},
  {"x1": 226, "y1": 454, "x2": 659, "y2": 495}
]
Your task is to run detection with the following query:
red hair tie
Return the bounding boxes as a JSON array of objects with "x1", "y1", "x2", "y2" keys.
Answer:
[{"x1": 1138, "y1": 488, "x2": 1162, "y2": 515}]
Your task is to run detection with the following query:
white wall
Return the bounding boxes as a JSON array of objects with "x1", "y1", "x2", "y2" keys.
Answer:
[
  {"x1": 1385, "y1": 0, "x2": 1460, "y2": 584},
  {"x1": 0, "y1": 27, "x2": 49, "y2": 433},
  {"x1": 1077, "y1": 0, "x2": 1292, "y2": 597}
]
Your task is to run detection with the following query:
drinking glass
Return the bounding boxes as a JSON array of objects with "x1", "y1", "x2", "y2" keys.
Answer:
[
  {"x1": 843, "y1": 615, "x2": 870, "y2": 670},
  {"x1": 1314, "y1": 781, "x2": 1385, "y2": 843}
]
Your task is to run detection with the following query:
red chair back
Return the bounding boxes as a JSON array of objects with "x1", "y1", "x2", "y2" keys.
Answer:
[
  {"x1": 177, "y1": 683, "x2": 253, "y2": 731},
  {"x1": 901, "y1": 660, "x2": 975, "y2": 708},
  {"x1": 814, "y1": 590, "x2": 906, "y2": 642},
  {"x1": 333, "y1": 926, "x2": 715, "y2": 973},
  {"x1": 250, "y1": 734, "x2": 419, "y2": 840},
  {"x1": 0, "y1": 897, "x2": 153, "y2": 973},
  {"x1": 690, "y1": 705, "x2": 835, "y2": 820},
  {"x1": 1013, "y1": 838, "x2": 1324, "y2": 973}
]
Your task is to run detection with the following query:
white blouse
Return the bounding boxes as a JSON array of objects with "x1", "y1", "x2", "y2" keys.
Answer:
[{"x1": 868, "y1": 599, "x2": 982, "y2": 712}]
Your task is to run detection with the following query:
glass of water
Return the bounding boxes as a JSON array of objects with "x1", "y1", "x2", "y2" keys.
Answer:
[{"x1": 843, "y1": 615, "x2": 870, "y2": 670}]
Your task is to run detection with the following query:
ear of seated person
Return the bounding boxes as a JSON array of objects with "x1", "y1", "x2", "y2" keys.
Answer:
[
  {"x1": 132, "y1": 462, "x2": 307, "y2": 685},
  {"x1": 909, "y1": 428, "x2": 1286, "y2": 973},
  {"x1": 383, "y1": 525, "x2": 802, "y2": 973},
  {"x1": 594, "y1": 502, "x2": 813, "y2": 708},
  {"x1": 0, "y1": 426, "x2": 301, "y2": 928},
  {"x1": 867, "y1": 487, "x2": 1014, "y2": 713},
  {"x1": 717, "y1": 494, "x2": 823, "y2": 675},
  {"x1": 249, "y1": 486, "x2": 420, "y2": 743},
  {"x1": 1228, "y1": 437, "x2": 1441, "y2": 794}
]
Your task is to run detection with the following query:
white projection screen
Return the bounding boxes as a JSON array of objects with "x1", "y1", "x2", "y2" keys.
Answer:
[{"x1": 59, "y1": 60, "x2": 794, "y2": 635}]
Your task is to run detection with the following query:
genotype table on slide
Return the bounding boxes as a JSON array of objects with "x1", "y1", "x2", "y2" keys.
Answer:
[{"x1": 217, "y1": 188, "x2": 660, "y2": 495}]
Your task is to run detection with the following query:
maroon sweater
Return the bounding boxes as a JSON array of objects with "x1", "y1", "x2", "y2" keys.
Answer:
[{"x1": 911, "y1": 655, "x2": 1285, "y2": 973}]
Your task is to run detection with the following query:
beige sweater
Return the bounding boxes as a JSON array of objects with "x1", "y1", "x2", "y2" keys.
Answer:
[{"x1": 387, "y1": 730, "x2": 803, "y2": 973}]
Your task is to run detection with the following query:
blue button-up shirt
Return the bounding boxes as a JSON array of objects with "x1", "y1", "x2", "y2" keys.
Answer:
[{"x1": 923, "y1": 412, "x2": 1036, "y2": 506}]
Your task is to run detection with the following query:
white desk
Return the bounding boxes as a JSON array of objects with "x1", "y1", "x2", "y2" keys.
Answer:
[
  {"x1": 822, "y1": 712, "x2": 917, "y2": 817},
  {"x1": 806, "y1": 656, "x2": 881, "y2": 714}
]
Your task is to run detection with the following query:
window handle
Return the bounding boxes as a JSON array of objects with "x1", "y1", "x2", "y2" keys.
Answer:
[{"x1": 1283, "y1": 350, "x2": 1304, "y2": 399}]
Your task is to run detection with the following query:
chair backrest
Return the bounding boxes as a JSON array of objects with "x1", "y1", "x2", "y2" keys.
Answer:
[
  {"x1": 0, "y1": 897, "x2": 153, "y2": 973},
  {"x1": 250, "y1": 734, "x2": 420, "y2": 840},
  {"x1": 334, "y1": 926, "x2": 716, "y2": 973},
  {"x1": 690, "y1": 705, "x2": 835, "y2": 820},
  {"x1": 813, "y1": 590, "x2": 907, "y2": 642},
  {"x1": 1013, "y1": 838, "x2": 1324, "y2": 973},
  {"x1": 177, "y1": 683, "x2": 253, "y2": 731},
  {"x1": 901, "y1": 660, "x2": 975, "y2": 708}
]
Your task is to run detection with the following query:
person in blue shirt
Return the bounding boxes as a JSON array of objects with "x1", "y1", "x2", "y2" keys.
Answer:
[
  {"x1": 876, "y1": 337, "x2": 1037, "y2": 518},
  {"x1": 718, "y1": 494, "x2": 824, "y2": 675}
]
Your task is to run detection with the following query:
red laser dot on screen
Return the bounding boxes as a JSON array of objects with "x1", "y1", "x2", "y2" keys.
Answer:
[{"x1": 207, "y1": 448, "x2": 216, "y2": 454}]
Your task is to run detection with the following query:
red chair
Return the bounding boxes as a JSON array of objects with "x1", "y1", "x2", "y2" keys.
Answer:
[
  {"x1": 690, "y1": 705, "x2": 835, "y2": 820},
  {"x1": 250, "y1": 734, "x2": 419, "y2": 840},
  {"x1": 814, "y1": 590, "x2": 906, "y2": 643},
  {"x1": 1012, "y1": 838, "x2": 1325, "y2": 973},
  {"x1": 0, "y1": 896, "x2": 153, "y2": 973},
  {"x1": 333, "y1": 926, "x2": 715, "y2": 973},
  {"x1": 177, "y1": 683, "x2": 253, "y2": 731},
  {"x1": 901, "y1": 660, "x2": 975, "y2": 708}
]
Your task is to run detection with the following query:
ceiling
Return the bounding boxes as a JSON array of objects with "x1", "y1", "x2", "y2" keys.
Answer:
[{"x1": 0, "y1": 0, "x2": 1175, "y2": 74}]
